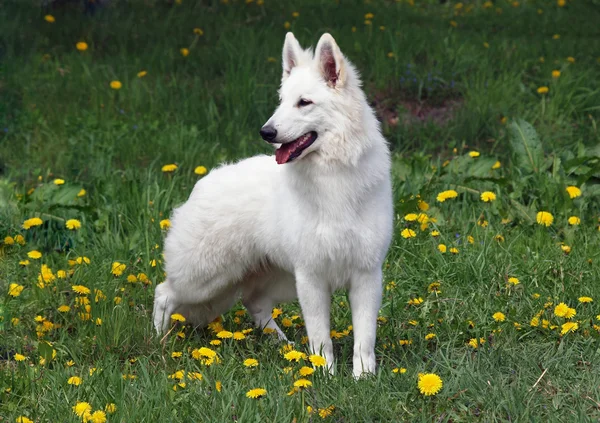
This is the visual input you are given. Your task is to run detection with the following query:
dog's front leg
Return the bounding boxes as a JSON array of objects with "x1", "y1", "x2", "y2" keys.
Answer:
[
  {"x1": 296, "y1": 271, "x2": 335, "y2": 374},
  {"x1": 349, "y1": 268, "x2": 383, "y2": 379}
]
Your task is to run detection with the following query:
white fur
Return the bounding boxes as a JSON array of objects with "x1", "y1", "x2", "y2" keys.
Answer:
[{"x1": 153, "y1": 33, "x2": 393, "y2": 378}]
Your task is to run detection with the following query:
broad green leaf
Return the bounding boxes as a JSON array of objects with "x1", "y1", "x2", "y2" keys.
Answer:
[{"x1": 508, "y1": 119, "x2": 544, "y2": 174}]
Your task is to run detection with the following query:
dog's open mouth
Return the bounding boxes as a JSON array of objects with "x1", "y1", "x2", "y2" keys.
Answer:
[{"x1": 275, "y1": 131, "x2": 318, "y2": 164}]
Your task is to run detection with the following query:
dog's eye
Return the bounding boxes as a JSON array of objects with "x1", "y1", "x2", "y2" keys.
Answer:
[{"x1": 297, "y1": 99, "x2": 313, "y2": 107}]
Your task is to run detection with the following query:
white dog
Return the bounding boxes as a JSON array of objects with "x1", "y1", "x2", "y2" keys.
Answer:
[{"x1": 153, "y1": 32, "x2": 393, "y2": 378}]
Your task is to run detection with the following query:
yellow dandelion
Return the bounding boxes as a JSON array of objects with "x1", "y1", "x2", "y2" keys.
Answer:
[
  {"x1": 67, "y1": 376, "x2": 82, "y2": 386},
  {"x1": 449, "y1": 247, "x2": 459, "y2": 254},
  {"x1": 567, "y1": 56, "x2": 575, "y2": 63},
  {"x1": 44, "y1": 15, "x2": 55, "y2": 23},
  {"x1": 554, "y1": 302, "x2": 570, "y2": 317},
  {"x1": 578, "y1": 296, "x2": 593, "y2": 303},
  {"x1": 438, "y1": 244, "x2": 447, "y2": 253},
  {"x1": 469, "y1": 151, "x2": 480, "y2": 158},
  {"x1": 418, "y1": 373, "x2": 443, "y2": 396},
  {"x1": 137, "y1": 70, "x2": 147, "y2": 78},
  {"x1": 508, "y1": 277, "x2": 520, "y2": 286},
  {"x1": 171, "y1": 313, "x2": 186, "y2": 322},
  {"x1": 89, "y1": 410, "x2": 107, "y2": 423},
  {"x1": 567, "y1": 216, "x2": 581, "y2": 225},
  {"x1": 194, "y1": 165, "x2": 208, "y2": 175},
  {"x1": 298, "y1": 366, "x2": 314, "y2": 376},
  {"x1": 111, "y1": 261, "x2": 126, "y2": 276},
  {"x1": 180, "y1": 48, "x2": 189, "y2": 57},
  {"x1": 284, "y1": 350, "x2": 305, "y2": 362},
  {"x1": 76, "y1": 42, "x2": 88, "y2": 51},
  {"x1": 216, "y1": 330, "x2": 233, "y2": 339},
  {"x1": 560, "y1": 321, "x2": 578, "y2": 335},
  {"x1": 193, "y1": 28, "x2": 204, "y2": 36},
  {"x1": 492, "y1": 160, "x2": 501, "y2": 169},
  {"x1": 492, "y1": 312, "x2": 506, "y2": 322},
  {"x1": 28, "y1": 250, "x2": 42, "y2": 259},
  {"x1": 536, "y1": 211, "x2": 553, "y2": 227},
  {"x1": 110, "y1": 80, "x2": 122, "y2": 90},
  {"x1": 436, "y1": 190, "x2": 458, "y2": 202},
  {"x1": 77, "y1": 188, "x2": 86, "y2": 197},
  {"x1": 22, "y1": 217, "x2": 43, "y2": 229},
  {"x1": 246, "y1": 388, "x2": 267, "y2": 399},
  {"x1": 244, "y1": 358, "x2": 259, "y2": 367},
  {"x1": 72, "y1": 402, "x2": 92, "y2": 417},
  {"x1": 162, "y1": 163, "x2": 178, "y2": 172},
  {"x1": 159, "y1": 219, "x2": 171, "y2": 229},
  {"x1": 552, "y1": 70, "x2": 561, "y2": 79},
  {"x1": 233, "y1": 331, "x2": 245, "y2": 340},
  {"x1": 105, "y1": 404, "x2": 117, "y2": 414},
  {"x1": 58, "y1": 305, "x2": 71, "y2": 312},
  {"x1": 72, "y1": 285, "x2": 91, "y2": 295},
  {"x1": 537, "y1": 86, "x2": 549, "y2": 94},
  {"x1": 8, "y1": 283, "x2": 24, "y2": 297},
  {"x1": 565, "y1": 186, "x2": 581, "y2": 199},
  {"x1": 480, "y1": 191, "x2": 497, "y2": 202},
  {"x1": 16, "y1": 417, "x2": 34, "y2": 423},
  {"x1": 65, "y1": 219, "x2": 81, "y2": 230},
  {"x1": 401, "y1": 228, "x2": 416, "y2": 239},
  {"x1": 14, "y1": 353, "x2": 27, "y2": 362},
  {"x1": 309, "y1": 354, "x2": 327, "y2": 367},
  {"x1": 425, "y1": 333, "x2": 436, "y2": 340},
  {"x1": 293, "y1": 378, "x2": 312, "y2": 388}
]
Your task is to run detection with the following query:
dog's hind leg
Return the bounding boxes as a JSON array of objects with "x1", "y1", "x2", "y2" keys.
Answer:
[{"x1": 241, "y1": 268, "x2": 297, "y2": 342}]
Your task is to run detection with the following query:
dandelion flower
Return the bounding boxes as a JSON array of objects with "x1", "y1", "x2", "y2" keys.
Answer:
[
  {"x1": 567, "y1": 56, "x2": 575, "y2": 63},
  {"x1": 193, "y1": 28, "x2": 204, "y2": 36},
  {"x1": 492, "y1": 312, "x2": 506, "y2": 322},
  {"x1": 537, "y1": 86, "x2": 549, "y2": 94},
  {"x1": 68, "y1": 376, "x2": 82, "y2": 386},
  {"x1": 110, "y1": 80, "x2": 122, "y2": 90},
  {"x1": 105, "y1": 404, "x2": 117, "y2": 414},
  {"x1": 404, "y1": 213, "x2": 418, "y2": 221},
  {"x1": 480, "y1": 191, "x2": 497, "y2": 202},
  {"x1": 424, "y1": 333, "x2": 436, "y2": 340},
  {"x1": 560, "y1": 322, "x2": 578, "y2": 335},
  {"x1": 216, "y1": 330, "x2": 233, "y2": 339},
  {"x1": 299, "y1": 366, "x2": 314, "y2": 376},
  {"x1": 244, "y1": 358, "x2": 259, "y2": 367},
  {"x1": 160, "y1": 219, "x2": 171, "y2": 229},
  {"x1": 552, "y1": 70, "x2": 561, "y2": 78},
  {"x1": 418, "y1": 373, "x2": 443, "y2": 396},
  {"x1": 293, "y1": 378, "x2": 312, "y2": 388},
  {"x1": 162, "y1": 164, "x2": 178, "y2": 172},
  {"x1": 137, "y1": 70, "x2": 147, "y2": 78},
  {"x1": 194, "y1": 166, "x2": 208, "y2": 175},
  {"x1": 111, "y1": 261, "x2": 126, "y2": 276},
  {"x1": 8, "y1": 283, "x2": 24, "y2": 297},
  {"x1": 449, "y1": 247, "x2": 459, "y2": 254},
  {"x1": 438, "y1": 244, "x2": 447, "y2": 253},
  {"x1": 72, "y1": 285, "x2": 91, "y2": 295},
  {"x1": 284, "y1": 350, "x2": 305, "y2": 362},
  {"x1": 28, "y1": 250, "x2": 42, "y2": 259},
  {"x1": 171, "y1": 313, "x2": 186, "y2": 322},
  {"x1": 77, "y1": 188, "x2": 86, "y2": 197},
  {"x1": 401, "y1": 228, "x2": 416, "y2": 239},
  {"x1": 89, "y1": 411, "x2": 107, "y2": 423},
  {"x1": 66, "y1": 219, "x2": 81, "y2": 230},
  {"x1": 309, "y1": 354, "x2": 327, "y2": 367},
  {"x1": 14, "y1": 353, "x2": 27, "y2": 362},
  {"x1": 536, "y1": 211, "x2": 553, "y2": 227},
  {"x1": 566, "y1": 186, "x2": 581, "y2": 199},
  {"x1": 180, "y1": 48, "x2": 190, "y2": 57},
  {"x1": 233, "y1": 331, "x2": 245, "y2": 340},
  {"x1": 16, "y1": 417, "x2": 33, "y2": 423},
  {"x1": 44, "y1": 15, "x2": 55, "y2": 23},
  {"x1": 436, "y1": 190, "x2": 458, "y2": 202},
  {"x1": 492, "y1": 161, "x2": 501, "y2": 169},
  {"x1": 508, "y1": 277, "x2": 520, "y2": 285},
  {"x1": 53, "y1": 178, "x2": 65, "y2": 185},
  {"x1": 22, "y1": 217, "x2": 43, "y2": 229},
  {"x1": 72, "y1": 402, "x2": 92, "y2": 417},
  {"x1": 76, "y1": 42, "x2": 88, "y2": 51},
  {"x1": 578, "y1": 296, "x2": 593, "y2": 303},
  {"x1": 246, "y1": 388, "x2": 267, "y2": 399},
  {"x1": 468, "y1": 151, "x2": 480, "y2": 158},
  {"x1": 554, "y1": 302, "x2": 570, "y2": 318}
]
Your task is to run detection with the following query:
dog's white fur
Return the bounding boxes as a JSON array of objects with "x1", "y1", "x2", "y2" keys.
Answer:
[{"x1": 153, "y1": 32, "x2": 393, "y2": 378}]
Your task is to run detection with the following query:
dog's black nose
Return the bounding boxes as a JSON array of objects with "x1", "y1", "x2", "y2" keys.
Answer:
[{"x1": 260, "y1": 126, "x2": 278, "y2": 142}]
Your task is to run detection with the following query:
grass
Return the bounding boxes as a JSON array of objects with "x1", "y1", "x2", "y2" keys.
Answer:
[{"x1": 1, "y1": 0, "x2": 600, "y2": 421}]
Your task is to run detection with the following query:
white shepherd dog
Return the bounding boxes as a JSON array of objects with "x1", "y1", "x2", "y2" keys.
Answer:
[{"x1": 153, "y1": 32, "x2": 393, "y2": 378}]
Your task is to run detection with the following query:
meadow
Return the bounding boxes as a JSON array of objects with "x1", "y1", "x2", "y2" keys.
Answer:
[{"x1": 1, "y1": 0, "x2": 600, "y2": 421}]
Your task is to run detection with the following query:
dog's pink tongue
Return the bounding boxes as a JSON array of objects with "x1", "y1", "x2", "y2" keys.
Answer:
[{"x1": 275, "y1": 142, "x2": 296, "y2": 164}]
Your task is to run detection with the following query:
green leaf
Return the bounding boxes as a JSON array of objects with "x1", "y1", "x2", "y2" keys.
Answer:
[
  {"x1": 507, "y1": 119, "x2": 544, "y2": 174},
  {"x1": 38, "y1": 341, "x2": 54, "y2": 363}
]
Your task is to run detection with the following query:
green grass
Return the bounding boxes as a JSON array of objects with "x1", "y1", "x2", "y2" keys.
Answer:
[{"x1": 2, "y1": 0, "x2": 600, "y2": 421}]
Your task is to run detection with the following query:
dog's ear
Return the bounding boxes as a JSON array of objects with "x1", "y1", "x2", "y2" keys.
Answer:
[
  {"x1": 282, "y1": 32, "x2": 302, "y2": 81},
  {"x1": 314, "y1": 33, "x2": 346, "y2": 88}
]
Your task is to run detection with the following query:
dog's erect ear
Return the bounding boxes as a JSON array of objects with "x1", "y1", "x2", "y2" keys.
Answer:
[
  {"x1": 315, "y1": 33, "x2": 346, "y2": 88},
  {"x1": 282, "y1": 32, "x2": 302, "y2": 80}
]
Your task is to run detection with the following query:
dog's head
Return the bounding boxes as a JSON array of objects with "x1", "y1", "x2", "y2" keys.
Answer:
[{"x1": 261, "y1": 33, "x2": 365, "y2": 165}]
